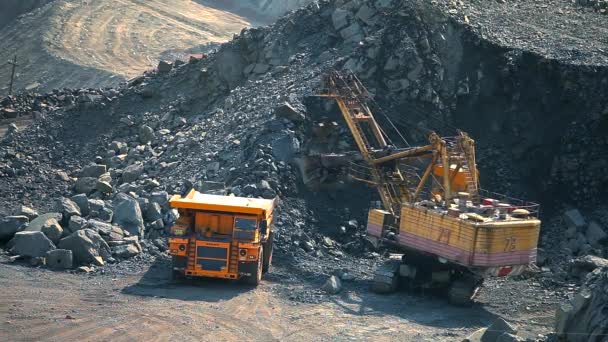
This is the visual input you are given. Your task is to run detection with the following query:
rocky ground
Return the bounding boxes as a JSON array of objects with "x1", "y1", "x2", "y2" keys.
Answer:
[{"x1": 1, "y1": 0, "x2": 608, "y2": 340}]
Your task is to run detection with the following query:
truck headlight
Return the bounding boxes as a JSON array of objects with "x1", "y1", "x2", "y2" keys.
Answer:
[{"x1": 239, "y1": 249, "x2": 247, "y2": 256}]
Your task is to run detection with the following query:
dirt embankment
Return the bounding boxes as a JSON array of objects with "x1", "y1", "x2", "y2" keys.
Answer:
[{"x1": 0, "y1": 0, "x2": 251, "y2": 95}]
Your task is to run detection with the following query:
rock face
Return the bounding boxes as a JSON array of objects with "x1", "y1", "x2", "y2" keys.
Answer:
[
  {"x1": 57, "y1": 229, "x2": 111, "y2": 265},
  {"x1": 556, "y1": 267, "x2": 608, "y2": 341},
  {"x1": 8, "y1": 231, "x2": 56, "y2": 257},
  {"x1": 112, "y1": 195, "x2": 145, "y2": 237},
  {"x1": 0, "y1": 215, "x2": 29, "y2": 240}
]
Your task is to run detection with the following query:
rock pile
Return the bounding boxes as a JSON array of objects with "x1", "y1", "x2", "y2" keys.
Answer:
[
  {"x1": 577, "y1": 0, "x2": 608, "y2": 14},
  {"x1": 0, "y1": 0, "x2": 607, "y2": 294},
  {"x1": 555, "y1": 266, "x2": 608, "y2": 341},
  {"x1": 561, "y1": 209, "x2": 608, "y2": 258},
  {"x1": 0, "y1": 88, "x2": 113, "y2": 122}
]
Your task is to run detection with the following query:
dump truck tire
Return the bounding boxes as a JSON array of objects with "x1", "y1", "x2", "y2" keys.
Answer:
[
  {"x1": 262, "y1": 232, "x2": 274, "y2": 273},
  {"x1": 171, "y1": 270, "x2": 185, "y2": 281},
  {"x1": 243, "y1": 247, "x2": 263, "y2": 286}
]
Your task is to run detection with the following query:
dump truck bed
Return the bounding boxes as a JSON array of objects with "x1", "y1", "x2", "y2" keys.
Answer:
[{"x1": 170, "y1": 190, "x2": 275, "y2": 217}]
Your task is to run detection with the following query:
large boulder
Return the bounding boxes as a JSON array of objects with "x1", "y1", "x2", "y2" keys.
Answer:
[
  {"x1": 122, "y1": 163, "x2": 144, "y2": 183},
  {"x1": 17, "y1": 206, "x2": 38, "y2": 221},
  {"x1": 55, "y1": 197, "x2": 81, "y2": 224},
  {"x1": 89, "y1": 199, "x2": 113, "y2": 222},
  {"x1": 87, "y1": 219, "x2": 113, "y2": 235},
  {"x1": 74, "y1": 177, "x2": 98, "y2": 194},
  {"x1": 71, "y1": 194, "x2": 90, "y2": 216},
  {"x1": 112, "y1": 244, "x2": 140, "y2": 259},
  {"x1": 464, "y1": 319, "x2": 522, "y2": 342},
  {"x1": 480, "y1": 318, "x2": 517, "y2": 342},
  {"x1": 96, "y1": 180, "x2": 113, "y2": 194},
  {"x1": 67, "y1": 215, "x2": 87, "y2": 234},
  {"x1": 57, "y1": 229, "x2": 111, "y2": 265},
  {"x1": 0, "y1": 215, "x2": 29, "y2": 240},
  {"x1": 144, "y1": 202, "x2": 163, "y2": 222},
  {"x1": 79, "y1": 163, "x2": 106, "y2": 178},
  {"x1": 157, "y1": 60, "x2": 173, "y2": 73},
  {"x1": 555, "y1": 267, "x2": 608, "y2": 341},
  {"x1": 274, "y1": 102, "x2": 305, "y2": 122},
  {"x1": 40, "y1": 218, "x2": 63, "y2": 244},
  {"x1": 46, "y1": 249, "x2": 73, "y2": 269},
  {"x1": 112, "y1": 195, "x2": 145, "y2": 237},
  {"x1": 25, "y1": 212, "x2": 62, "y2": 232},
  {"x1": 569, "y1": 255, "x2": 608, "y2": 279},
  {"x1": 8, "y1": 231, "x2": 56, "y2": 257},
  {"x1": 149, "y1": 191, "x2": 169, "y2": 207}
]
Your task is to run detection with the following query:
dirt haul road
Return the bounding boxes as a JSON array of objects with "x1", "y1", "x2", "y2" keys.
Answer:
[
  {"x1": 0, "y1": 258, "x2": 556, "y2": 341},
  {"x1": 0, "y1": 0, "x2": 249, "y2": 93}
]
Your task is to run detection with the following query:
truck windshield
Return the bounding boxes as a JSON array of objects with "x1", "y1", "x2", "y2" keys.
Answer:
[{"x1": 235, "y1": 218, "x2": 257, "y2": 231}]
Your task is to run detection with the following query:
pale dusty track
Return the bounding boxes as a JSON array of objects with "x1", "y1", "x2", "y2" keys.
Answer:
[
  {"x1": 0, "y1": 0, "x2": 249, "y2": 93},
  {"x1": 48, "y1": 0, "x2": 249, "y2": 76},
  {"x1": 0, "y1": 261, "x2": 519, "y2": 341}
]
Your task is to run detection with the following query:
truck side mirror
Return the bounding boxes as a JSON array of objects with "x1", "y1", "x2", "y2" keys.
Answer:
[{"x1": 260, "y1": 220, "x2": 268, "y2": 235}]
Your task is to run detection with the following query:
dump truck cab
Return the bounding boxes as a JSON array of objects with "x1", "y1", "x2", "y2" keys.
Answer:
[{"x1": 167, "y1": 190, "x2": 276, "y2": 285}]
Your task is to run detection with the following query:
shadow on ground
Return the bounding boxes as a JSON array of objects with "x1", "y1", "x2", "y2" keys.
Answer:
[
  {"x1": 121, "y1": 257, "x2": 254, "y2": 302},
  {"x1": 265, "y1": 250, "x2": 499, "y2": 330}
]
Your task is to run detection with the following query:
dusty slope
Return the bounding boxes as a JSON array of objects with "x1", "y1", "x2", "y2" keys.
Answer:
[
  {"x1": 0, "y1": 0, "x2": 250, "y2": 94},
  {"x1": 0, "y1": 0, "x2": 53, "y2": 29}
]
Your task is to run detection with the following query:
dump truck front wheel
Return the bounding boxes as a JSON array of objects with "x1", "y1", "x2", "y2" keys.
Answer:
[{"x1": 243, "y1": 247, "x2": 263, "y2": 286}]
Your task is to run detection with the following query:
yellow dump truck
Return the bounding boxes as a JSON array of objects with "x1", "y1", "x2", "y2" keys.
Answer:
[{"x1": 167, "y1": 190, "x2": 276, "y2": 285}]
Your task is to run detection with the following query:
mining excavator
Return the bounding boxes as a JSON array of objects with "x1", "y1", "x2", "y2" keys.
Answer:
[{"x1": 319, "y1": 71, "x2": 541, "y2": 305}]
